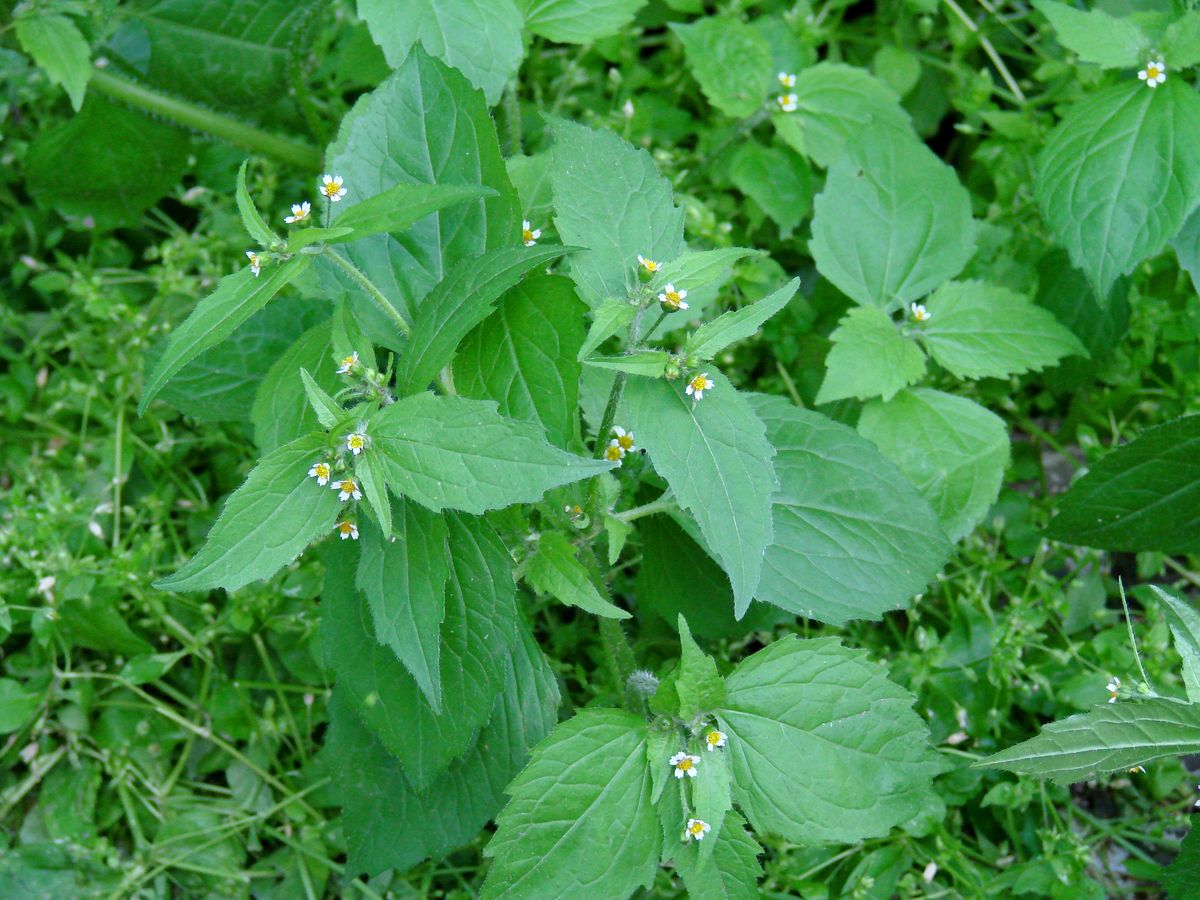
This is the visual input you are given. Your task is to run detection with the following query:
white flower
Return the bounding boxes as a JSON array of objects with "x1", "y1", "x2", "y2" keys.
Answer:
[
  {"x1": 612, "y1": 426, "x2": 635, "y2": 453},
  {"x1": 685, "y1": 818, "x2": 711, "y2": 841},
  {"x1": 1138, "y1": 60, "x2": 1166, "y2": 88},
  {"x1": 778, "y1": 71, "x2": 797, "y2": 88},
  {"x1": 777, "y1": 93, "x2": 798, "y2": 113},
  {"x1": 636, "y1": 254, "x2": 661, "y2": 274},
  {"x1": 333, "y1": 478, "x2": 362, "y2": 502},
  {"x1": 1106, "y1": 677, "x2": 1121, "y2": 703},
  {"x1": 658, "y1": 283, "x2": 689, "y2": 311},
  {"x1": 685, "y1": 373, "x2": 715, "y2": 401},
  {"x1": 705, "y1": 730, "x2": 726, "y2": 752},
  {"x1": 320, "y1": 174, "x2": 347, "y2": 201},
  {"x1": 910, "y1": 302, "x2": 930, "y2": 322},
  {"x1": 669, "y1": 751, "x2": 700, "y2": 779},
  {"x1": 522, "y1": 219, "x2": 542, "y2": 247},
  {"x1": 337, "y1": 352, "x2": 359, "y2": 374},
  {"x1": 346, "y1": 432, "x2": 367, "y2": 455},
  {"x1": 622, "y1": 98, "x2": 635, "y2": 119},
  {"x1": 308, "y1": 462, "x2": 331, "y2": 486},
  {"x1": 246, "y1": 250, "x2": 264, "y2": 277},
  {"x1": 285, "y1": 201, "x2": 311, "y2": 224},
  {"x1": 605, "y1": 440, "x2": 625, "y2": 463},
  {"x1": 336, "y1": 520, "x2": 359, "y2": 540},
  {"x1": 923, "y1": 862, "x2": 938, "y2": 884}
]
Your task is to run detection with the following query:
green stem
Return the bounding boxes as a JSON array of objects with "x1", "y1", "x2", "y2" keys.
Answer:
[
  {"x1": 615, "y1": 491, "x2": 676, "y2": 523},
  {"x1": 89, "y1": 69, "x2": 321, "y2": 170},
  {"x1": 501, "y1": 78, "x2": 523, "y2": 157},
  {"x1": 324, "y1": 249, "x2": 412, "y2": 337},
  {"x1": 598, "y1": 618, "x2": 637, "y2": 704},
  {"x1": 593, "y1": 371, "x2": 626, "y2": 458}
]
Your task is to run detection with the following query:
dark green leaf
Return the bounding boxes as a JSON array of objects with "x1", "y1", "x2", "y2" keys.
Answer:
[{"x1": 251, "y1": 323, "x2": 340, "y2": 454}]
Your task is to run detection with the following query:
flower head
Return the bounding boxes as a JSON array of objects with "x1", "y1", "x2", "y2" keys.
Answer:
[
  {"x1": 777, "y1": 93, "x2": 798, "y2": 113},
  {"x1": 336, "y1": 520, "x2": 359, "y2": 540},
  {"x1": 1106, "y1": 677, "x2": 1121, "y2": 703},
  {"x1": 705, "y1": 730, "x2": 727, "y2": 752},
  {"x1": 333, "y1": 478, "x2": 362, "y2": 502},
  {"x1": 522, "y1": 219, "x2": 542, "y2": 247},
  {"x1": 637, "y1": 254, "x2": 661, "y2": 274},
  {"x1": 246, "y1": 250, "x2": 264, "y2": 277},
  {"x1": 1129, "y1": 765, "x2": 1145, "y2": 774},
  {"x1": 605, "y1": 440, "x2": 625, "y2": 463},
  {"x1": 685, "y1": 819, "x2": 711, "y2": 841},
  {"x1": 658, "y1": 283, "x2": 689, "y2": 311},
  {"x1": 910, "y1": 302, "x2": 930, "y2": 322},
  {"x1": 308, "y1": 462, "x2": 331, "y2": 486},
  {"x1": 685, "y1": 373, "x2": 715, "y2": 401},
  {"x1": 285, "y1": 201, "x2": 311, "y2": 224},
  {"x1": 346, "y1": 432, "x2": 367, "y2": 455},
  {"x1": 612, "y1": 426, "x2": 635, "y2": 453},
  {"x1": 337, "y1": 351, "x2": 359, "y2": 375},
  {"x1": 778, "y1": 72, "x2": 797, "y2": 89},
  {"x1": 669, "y1": 751, "x2": 701, "y2": 779},
  {"x1": 1138, "y1": 60, "x2": 1166, "y2": 88},
  {"x1": 320, "y1": 174, "x2": 347, "y2": 201}
]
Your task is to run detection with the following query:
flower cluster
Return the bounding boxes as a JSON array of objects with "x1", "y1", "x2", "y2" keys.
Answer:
[
  {"x1": 308, "y1": 428, "x2": 369, "y2": 541},
  {"x1": 910, "y1": 302, "x2": 930, "y2": 322},
  {"x1": 605, "y1": 426, "x2": 637, "y2": 463},
  {"x1": 666, "y1": 729, "x2": 728, "y2": 842},
  {"x1": 246, "y1": 174, "x2": 350, "y2": 278},
  {"x1": 776, "y1": 71, "x2": 798, "y2": 112}
]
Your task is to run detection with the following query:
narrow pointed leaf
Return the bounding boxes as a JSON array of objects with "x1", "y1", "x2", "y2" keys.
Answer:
[
  {"x1": 236, "y1": 159, "x2": 281, "y2": 248},
  {"x1": 525, "y1": 532, "x2": 630, "y2": 619},
  {"x1": 685, "y1": 278, "x2": 799, "y2": 361},
  {"x1": 1153, "y1": 586, "x2": 1200, "y2": 703},
  {"x1": 331, "y1": 182, "x2": 497, "y2": 243}
]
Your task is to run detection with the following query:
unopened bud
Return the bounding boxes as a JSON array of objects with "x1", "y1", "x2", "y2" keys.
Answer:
[{"x1": 627, "y1": 669, "x2": 659, "y2": 697}]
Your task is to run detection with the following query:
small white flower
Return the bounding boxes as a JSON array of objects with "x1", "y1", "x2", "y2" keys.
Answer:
[
  {"x1": 308, "y1": 462, "x2": 331, "y2": 486},
  {"x1": 910, "y1": 302, "x2": 930, "y2": 322},
  {"x1": 778, "y1": 71, "x2": 797, "y2": 89},
  {"x1": 777, "y1": 93, "x2": 798, "y2": 113},
  {"x1": 1138, "y1": 60, "x2": 1166, "y2": 88},
  {"x1": 622, "y1": 98, "x2": 635, "y2": 119},
  {"x1": 346, "y1": 432, "x2": 367, "y2": 455},
  {"x1": 612, "y1": 426, "x2": 635, "y2": 453},
  {"x1": 522, "y1": 219, "x2": 542, "y2": 247},
  {"x1": 337, "y1": 352, "x2": 359, "y2": 374},
  {"x1": 333, "y1": 478, "x2": 362, "y2": 502},
  {"x1": 605, "y1": 440, "x2": 625, "y2": 463},
  {"x1": 658, "y1": 283, "x2": 689, "y2": 311},
  {"x1": 685, "y1": 818, "x2": 711, "y2": 841},
  {"x1": 246, "y1": 250, "x2": 264, "y2": 277},
  {"x1": 1106, "y1": 677, "x2": 1121, "y2": 703},
  {"x1": 636, "y1": 254, "x2": 661, "y2": 274},
  {"x1": 923, "y1": 862, "x2": 938, "y2": 884},
  {"x1": 705, "y1": 730, "x2": 727, "y2": 752},
  {"x1": 285, "y1": 201, "x2": 311, "y2": 224},
  {"x1": 669, "y1": 751, "x2": 701, "y2": 779},
  {"x1": 320, "y1": 174, "x2": 347, "y2": 201},
  {"x1": 685, "y1": 373, "x2": 715, "y2": 401},
  {"x1": 336, "y1": 520, "x2": 359, "y2": 540}
]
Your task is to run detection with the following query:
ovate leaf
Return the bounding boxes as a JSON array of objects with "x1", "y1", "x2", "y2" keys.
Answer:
[
  {"x1": 299, "y1": 369, "x2": 344, "y2": 428},
  {"x1": 671, "y1": 18, "x2": 773, "y2": 119},
  {"x1": 526, "y1": 531, "x2": 630, "y2": 619},
  {"x1": 520, "y1": 0, "x2": 647, "y2": 44},
  {"x1": 1152, "y1": 586, "x2": 1200, "y2": 703},
  {"x1": 1032, "y1": 0, "x2": 1150, "y2": 68},
  {"x1": 815, "y1": 306, "x2": 926, "y2": 403},
  {"x1": 579, "y1": 300, "x2": 636, "y2": 360},
  {"x1": 685, "y1": 278, "x2": 799, "y2": 362},
  {"x1": 15, "y1": 13, "x2": 91, "y2": 110}
]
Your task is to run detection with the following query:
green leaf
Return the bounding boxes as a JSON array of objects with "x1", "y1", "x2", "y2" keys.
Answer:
[
  {"x1": 979, "y1": 698, "x2": 1200, "y2": 783},
  {"x1": 1032, "y1": 0, "x2": 1150, "y2": 68},
  {"x1": 299, "y1": 369, "x2": 343, "y2": 428},
  {"x1": 356, "y1": 504, "x2": 450, "y2": 709},
  {"x1": 772, "y1": 63, "x2": 914, "y2": 168},
  {"x1": 675, "y1": 617, "x2": 725, "y2": 719},
  {"x1": 520, "y1": 0, "x2": 647, "y2": 43},
  {"x1": 355, "y1": 447, "x2": 393, "y2": 537},
  {"x1": 1152, "y1": 586, "x2": 1200, "y2": 704},
  {"x1": 685, "y1": 278, "x2": 799, "y2": 362},
  {"x1": 550, "y1": 118, "x2": 685, "y2": 308},
  {"x1": 815, "y1": 306, "x2": 926, "y2": 403},
  {"x1": 858, "y1": 388, "x2": 1009, "y2": 542},
  {"x1": 1045, "y1": 414, "x2": 1200, "y2": 554},
  {"x1": 810, "y1": 125, "x2": 975, "y2": 311},
  {"x1": 357, "y1": 0, "x2": 523, "y2": 104},
  {"x1": 1163, "y1": 11, "x2": 1200, "y2": 68},
  {"x1": 1173, "y1": 206, "x2": 1200, "y2": 297},
  {"x1": 235, "y1": 160, "x2": 281, "y2": 249},
  {"x1": 286, "y1": 227, "x2": 355, "y2": 253},
  {"x1": 649, "y1": 248, "x2": 762, "y2": 296},
  {"x1": 332, "y1": 622, "x2": 560, "y2": 877},
  {"x1": 689, "y1": 749, "x2": 733, "y2": 861},
  {"x1": 140, "y1": 256, "x2": 311, "y2": 414},
  {"x1": 584, "y1": 351, "x2": 671, "y2": 378},
  {"x1": 674, "y1": 811, "x2": 763, "y2": 900},
  {"x1": 729, "y1": 142, "x2": 814, "y2": 233},
  {"x1": 751, "y1": 396, "x2": 951, "y2": 625},
  {"x1": 483, "y1": 709, "x2": 660, "y2": 899},
  {"x1": 671, "y1": 18, "x2": 773, "y2": 119},
  {"x1": 395, "y1": 244, "x2": 570, "y2": 394},
  {"x1": 370, "y1": 393, "x2": 613, "y2": 514},
  {"x1": 252, "y1": 323, "x2": 339, "y2": 454},
  {"x1": 155, "y1": 432, "x2": 342, "y2": 592},
  {"x1": 526, "y1": 531, "x2": 630, "y2": 619},
  {"x1": 1161, "y1": 824, "x2": 1200, "y2": 899},
  {"x1": 719, "y1": 636, "x2": 941, "y2": 842},
  {"x1": 1037, "y1": 80, "x2": 1200, "y2": 297},
  {"x1": 579, "y1": 299, "x2": 637, "y2": 360},
  {"x1": 15, "y1": 13, "x2": 91, "y2": 110},
  {"x1": 623, "y1": 373, "x2": 776, "y2": 617},
  {"x1": 454, "y1": 273, "x2": 586, "y2": 449},
  {"x1": 331, "y1": 182, "x2": 497, "y2": 243},
  {"x1": 0, "y1": 679, "x2": 42, "y2": 733},
  {"x1": 919, "y1": 280, "x2": 1087, "y2": 379}
]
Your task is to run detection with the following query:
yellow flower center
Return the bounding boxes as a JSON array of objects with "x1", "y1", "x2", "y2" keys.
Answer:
[
  {"x1": 641, "y1": 259, "x2": 659, "y2": 272},
  {"x1": 688, "y1": 821, "x2": 705, "y2": 835},
  {"x1": 1148, "y1": 65, "x2": 1160, "y2": 78},
  {"x1": 605, "y1": 444, "x2": 623, "y2": 461},
  {"x1": 338, "y1": 522, "x2": 353, "y2": 535},
  {"x1": 666, "y1": 291, "x2": 681, "y2": 306},
  {"x1": 341, "y1": 355, "x2": 356, "y2": 368},
  {"x1": 689, "y1": 375, "x2": 708, "y2": 391},
  {"x1": 522, "y1": 228, "x2": 534, "y2": 242},
  {"x1": 677, "y1": 758, "x2": 693, "y2": 772},
  {"x1": 707, "y1": 732, "x2": 723, "y2": 747},
  {"x1": 340, "y1": 480, "x2": 356, "y2": 493},
  {"x1": 617, "y1": 434, "x2": 634, "y2": 450},
  {"x1": 315, "y1": 464, "x2": 329, "y2": 478},
  {"x1": 323, "y1": 183, "x2": 340, "y2": 197}
]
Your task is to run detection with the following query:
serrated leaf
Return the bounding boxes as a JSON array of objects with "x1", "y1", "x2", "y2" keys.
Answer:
[
  {"x1": 355, "y1": 448, "x2": 392, "y2": 537},
  {"x1": 155, "y1": 433, "x2": 341, "y2": 592},
  {"x1": 810, "y1": 125, "x2": 975, "y2": 311},
  {"x1": 1037, "y1": 79, "x2": 1200, "y2": 297},
  {"x1": 235, "y1": 160, "x2": 280, "y2": 249},
  {"x1": 1152, "y1": 586, "x2": 1200, "y2": 704},
  {"x1": 331, "y1": 182, "x2": 496, "y2": 243},
  {"x1": 686, "y1": 278, "x2": 799, "y2": 361},
  {"x1": 520, "y1": 0, "x2": 646, "y2": 43},
  {"x1": 1161, "y1": 823, "x2": 1200, "y2": 899},
  {"x1": 1045, "y1": 415, "x2": 1200, "y2": 553},
  {"x1": 1032, "y1": 0, "x2": 1150, "y2": 68},
  {"x1": 140, "y1": 256, "x2": 311, "y2": 414},
  {"x1": 729, "y1": 142, "x2": 813, "y2": 233},
  {"x1": 980, "y1": 698, "x2": 1200, "y2": 783},
  {"x1": 550, "y1": 118, "x2": 685, "y2": 308},
  {"x1": 671, "y1": 18, "x2": 773, "y2": 119},
  {"x1": 1163, "y1": 11, "x2": 1200, "y2": 68},
  {"x1": 815, "y1": 306, "x2": 926, "y2": 403},
  {"x1": 356, "y1": 504, "x2": 450, "y2": 708},
  {"x1": 526, "y1": 531, "x2": 630, "y2": 619},
  {"x1": 299, "y1": 368, "x2": 343, "y2": 428},
  {"x1": 751, "y1": 396, "x2": 951, "y2": 625},
  {"x1": 674, "y1": 811, "x2": 763, "y2": 900},
  {"x1": 719, "y1": 636, "x2": 941, "y2": 843},
  {"x1": 858, "y1": 388, "x2": 1009, "y2": 542},
  {"x1": 623, "y1": 373, "x2": 776, "y2": 617},
  {"x1": 919, "y1": 280, "x2": 1087, "y2": 379},
  {"x1": 647, "y1": 723, "x2": 676, "y2": 803},
  {"x1": 579, "y1": 299, "x2": 637, "y2": 360},
  {"x1": 689, "y1": 748, "x2": 733, "y2": 861},
  {"x1": 369, "y1": 393, "x2": 613, "y2": 514},
  {"x1": 676, "y1": 617, "x2": 724, "y2": 719},
  {"x1": 252, "y1": 323, "x2": 339, "y2": 453},
  {"x1": 15, "y1": 13, "x2": 91, "y2": 110},
  {"x1": 584, "y1": 351, "x2": 671, "y2": 378},
  {"x1": 482, "y1": 709, "x2": 660, "y2": 899}
]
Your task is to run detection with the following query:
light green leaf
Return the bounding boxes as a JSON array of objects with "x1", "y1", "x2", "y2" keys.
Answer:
[
  {"x1": 0, "y1": 679, "x2": 41, "y2": 733},
  {"x1": 299, "y1": 368, "x2": 343, "y2": 428},
  {"x1": 650, "y1": 248, "x2": 761, "y2": 296},
  {"x1": 623, "y1": 373, "x2": 776, "y2": 617},
  {"x1": 647, "y1": 723, "x2": 676, "y2": 803},
  {"x1": 674, "y1": 811, "x2": 763, "y2": 900},
  {"x1": 719, "y1": 636, "x2": 941, "y2": 842},
  {"x1": 520, "y1": 0, "x2": 647, "y2": 43},
  {"x1": 979, "y1": 698, "x2": 1200, "y2": 783},
  {"x1": 815, "y1": 306, "x2": 926, "y2": 403},
  {"x1": 331, "y1": 182, "x2": 496, "y2": 243},
  {"x1": 1152, "y1": 586, "x2": 1200, "y2": 703},
  {"x1": 751, "y1": 396, "x2": 951, "y2": 625},
  {"x1": 251, "y1": 323, "x2": 339, "y2": 454},
  {"x1": 155, "y1": 432, "x2": 342, "y2": 592},
  {"x1": 810, "y1": 125, "x2": 974, "y2": 311},
  {"x1": 1037, "y1": 80, "x2": 1200, "y2": 297},
  {"x1": 483, "y1": 709, "x2": 660, "y2": 899},
  {"x1": 1032, "y1": 0, "x2": 1150, "y2": 68},
  {"x1": 356, "y1": 503, "x2": 450, "y2": 708},
  {"x1": 858, "y1": 388, "x2": 1009, "y2": 542},
  {"x1": 526, "y1": 532, "x2": 630, "y2": 619},
  {"x1": 579, "y1": 299, "x2": 637, "y2": 360},
  {"x1": 671, "y1": 18, "x2": 773, "y2": 119},
  {"x1": 584, "y1": 351, "x2": 671, "y2": 378},
  {"x1": 357, "y1": 0, "x2": 523, "y2": 104},
  {"x1": 1163, "y1": 11, "x2": 1200, "y2": 68},
  {"x1": 689, "y1": 748, "x2": 733, "y2": 861},
  {"x1": 235, "y1": 159, "x2": 281, "y2": 249},
  {"x1": 1174, "y1": 206, "x2": 1200, "y2": 296},
  {"x1": 676, "y1": 617, "x2": 725, "y2": 720},
  {"x1": 455, "y1": 273, "x2": 586, "y2": 449},
  {"x1": 920, "y1": 280, "x2": 1087, "y2": 379},
  {"x1": 355, "y1": 448, "x2": 392, "y2": 538},
  {"x1": 140, "y1": 256, "x2": 311, "y2": 414},
  {"x1": 369, "y1": 393, "x2": 613, "y2": 514},
  {"x1": 15, "y1": 13, "x2": 91, "y2": 110},
  {"x1": 685, "y1": 278, "x2": 799, "y2": 362},
  {"x1": 550, "y1": 118, "x2": 685, "y2": 308},
  {"x1": 286, "y1": 226, "x2": 355, "y2": 253},
  {"x1": 729, "y1": 142, "x2": 814, "y2": 233}
]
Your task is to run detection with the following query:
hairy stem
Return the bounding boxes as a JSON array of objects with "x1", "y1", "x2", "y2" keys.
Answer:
[
  {"x1": 324, "y1": 249, "x2": 413, "y2": 338},
  {"x1": 593, "y1": 371, "x2": 626, "y2": 458}
]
